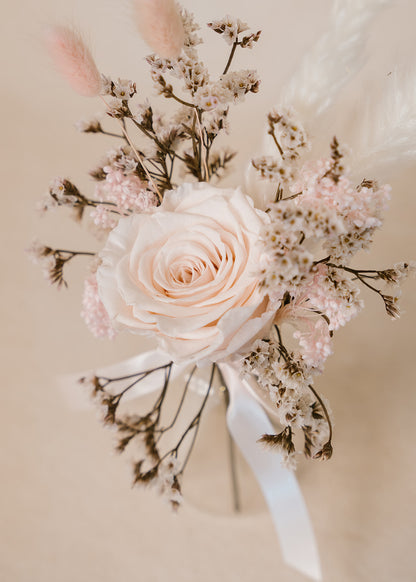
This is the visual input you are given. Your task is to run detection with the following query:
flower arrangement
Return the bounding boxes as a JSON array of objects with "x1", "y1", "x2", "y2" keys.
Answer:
[{"x1": 29, "y1": 0, "x2": 415, "y2": 569}]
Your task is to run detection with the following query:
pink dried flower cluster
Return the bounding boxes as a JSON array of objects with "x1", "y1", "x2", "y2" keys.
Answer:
[
  {"x1": 89, "y1": 205, "x2": 118, "y2": 232},
  {"x1": 292, "y1": 159, "x2": 390, "y2": 260},
  {"x1": 304, "y1": 264, "x2": 363, "y2": 331},
  {"x1": 249, "y1": 125, "x2": 413, "y2": 459},
  {"x1": 262, "y1": 152, "x2": 391, "y2": 307},
  {"x1": 293, "y1": 319, "x2": 332, "y2": 369},
  {"x1": 293, "y1": 160, "x2": 389, "y2": 229},
  {"x1": 81, "y1": 274, "x2": 117, "y2": 339},
  {"x1": 96, "y1": 168, "x2": 158, "y2": 213}
]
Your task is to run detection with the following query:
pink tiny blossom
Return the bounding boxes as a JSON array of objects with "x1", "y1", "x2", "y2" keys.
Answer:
[
  {"x1": 274, "y1": 288, "x2": 332, "y2": 368},
  {"x1": 90, "y1": 205, "x2": 118, "y2": 231},
  {"x1": 81, "y1": 275, "x2": 117, "y2": 339},
  {"x1": 294, "y1": 319, "x2": 332, "y2": 369},
  {"x1": 305, "y1": 264, "x2": 363, "y2": 331},
  {"x1": 132, "y1": 0, "x2": 185, "y2": 59},
  {"x1": 291, "y1": 159, "x2": 390, "y2": 231},
  {"x1": 96, "y1": 168, "x2": 158, "y2": 212},
  {"x1": 45, "y1": 26, "x2": 102, "y2": 97}
]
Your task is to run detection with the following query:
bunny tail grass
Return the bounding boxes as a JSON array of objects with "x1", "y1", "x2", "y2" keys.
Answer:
[
  {"x1": 131, "y1": 0, "x2": 185, "y2": 59},
  {"x1": 45, "y1": 25, "x2": 102, "y2": 97}
]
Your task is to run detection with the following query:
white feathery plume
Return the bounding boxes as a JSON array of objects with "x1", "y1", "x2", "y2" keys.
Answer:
[
  {"x1": 280, "y1": 0, "x2": 391, "y2": 121},
  {"x1": 350, "y1": 69, "x2": 416, "y2": 177}
]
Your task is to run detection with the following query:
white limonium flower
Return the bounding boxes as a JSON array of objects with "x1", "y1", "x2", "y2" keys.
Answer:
[
  {"x1": 112, "y1": 78, "x2": 137, "y2": 100},
  {"x1": 75, "y1": 117, "x2": 102, "y2": 133},
  {"x1": 208, "y1": 15, "x2": 249, "y2": 45}
]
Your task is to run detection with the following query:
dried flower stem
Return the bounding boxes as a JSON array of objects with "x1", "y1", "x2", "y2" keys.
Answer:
[
  {"x1": 321, "y1": 260, "x2": 401, "y2": 317},
  {"x1": 88, "y1": 362, "x2": 219, "y2": 500},
  {"x1": 128, "y1": 117, "x2": 188, "y2": 190},
  {"x1": 176, "y1": 363, "x2": 216, "y2": 475},
  {"x1": 157, "y1": 365, "x2": 197, "y2": 436},
  {"x1": 98, "y1": 362, "x2": 172, "y2": 385},
  {"x1": 37, "y1": 247, "x2": 96, "y2": 287},
  {"x1": 190, "y1": 113, "x2": 203, "y2": 181},
  {"x1": 53, "y1": 249, "x2": 95, "y2": 256},
  {"x1": 86, "y1": 199, "x2": 129, "y2": 216},
  {"x1": 217, "y1": 365, "x2": 241, "y2": 512},
  {"x1": 307, "y1": 383, "x2": 333, "y2": 459},
  {"x1": 167, "y1": 90, "x2": 198, "y2": 110},
  {"x1": 194, "y1": 110, "x2": 209, "y2": 180},
  {"x1": 129, "y1": 116, "x2": 179, "y2": 156},
  {"x1": 223, "y1": 41, "x2": 238, "y2": 75},
  {"x1": 99, "y1": 130, "x2": 126, "y2": 139},
  {"x1": 118, "y1": 126, "x2": 162, "y2": 202},
  {"x1": 100, "y1": 96, "x2": 163, "y2": 202},
  {"x1": 268, "y1": 118, "x2": 284, "y2": 158}
]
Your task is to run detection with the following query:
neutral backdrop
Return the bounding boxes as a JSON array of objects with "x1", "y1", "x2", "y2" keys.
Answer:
[{"x1": 2, "y1": 1, "x2": 416, "y2": 581}]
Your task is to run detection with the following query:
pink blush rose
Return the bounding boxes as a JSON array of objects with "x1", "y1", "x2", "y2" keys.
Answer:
[{"x1": 96, "y1": 182, "x2": 275, "y2": 363}]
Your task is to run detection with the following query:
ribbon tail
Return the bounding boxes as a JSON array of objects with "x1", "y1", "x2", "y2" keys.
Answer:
[{"x1": 219, "y1": 363, "x2": 322, "y2": 582}]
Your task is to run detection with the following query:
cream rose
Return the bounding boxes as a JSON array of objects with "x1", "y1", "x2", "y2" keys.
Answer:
[{"x1": 97, "y1": 182, "x2": 275, "y2": 363}]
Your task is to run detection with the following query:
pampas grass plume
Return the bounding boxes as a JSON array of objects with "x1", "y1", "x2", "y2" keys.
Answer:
[
  {"x1": 281, "y1": 0, "x2": 390, "y2": 122},
  {"x1": 132, "y1": 0, "x2": 184, "y2": 59},
  {"x1": 45, "y1": 25, "x2": 102, "y2": 97},
  {"x1": 350, "y1": 68, "x2": 416, "y2": 178}
]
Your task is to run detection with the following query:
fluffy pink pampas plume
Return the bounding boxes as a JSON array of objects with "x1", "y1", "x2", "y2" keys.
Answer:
[
  {"x1": 45, "y1": 25, "x2": 102, "y2": 97},
  {"x1": 132, "y1": 0, "x2": 184, "y2": 59}
]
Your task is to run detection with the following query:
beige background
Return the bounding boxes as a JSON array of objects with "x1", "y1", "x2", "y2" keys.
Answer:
[{"x1": 2, "y1": 0, "x2": 416, "y2": 581}]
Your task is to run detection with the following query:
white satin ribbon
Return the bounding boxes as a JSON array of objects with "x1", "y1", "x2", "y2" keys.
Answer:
[
  {"x1": 62, "y1": 351, "x2": 321, "y2": 580},
  {"x1": 219, "y1": 363, "x2": 322, "y2": 581}
]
